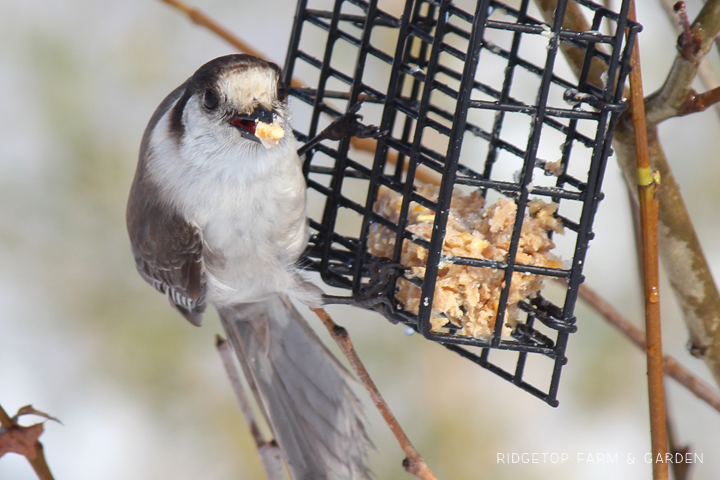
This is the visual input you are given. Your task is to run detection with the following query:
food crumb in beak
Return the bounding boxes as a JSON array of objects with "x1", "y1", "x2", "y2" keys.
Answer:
[{"x1": 256, "y1": 121, "x2": 285, "y2": 148}]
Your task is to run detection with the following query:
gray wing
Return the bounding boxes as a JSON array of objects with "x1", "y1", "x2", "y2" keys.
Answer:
[
  {"x1": 128, "y1": 194, "x2": 206, "y2": 326},
  {"x1": 126, "y1": 83, "x2": 207, "y2": 325}
]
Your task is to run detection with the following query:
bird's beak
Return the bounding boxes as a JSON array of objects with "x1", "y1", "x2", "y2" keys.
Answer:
[{"x1": 228, "y1": 105, "x2": 274, "y2": 143}]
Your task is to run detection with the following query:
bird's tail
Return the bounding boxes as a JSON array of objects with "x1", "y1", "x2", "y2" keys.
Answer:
[{"x1": 217, "y1": 295, "x2": 371, "y2": 480}]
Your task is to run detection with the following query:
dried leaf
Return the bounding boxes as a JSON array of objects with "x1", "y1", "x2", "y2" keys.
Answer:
[
  {"x1": 0, "y1": 423, "x2": 44, "y2": 459},
  {"x1": 12, "y1": 405, "x2": 62, "y2": 425}
]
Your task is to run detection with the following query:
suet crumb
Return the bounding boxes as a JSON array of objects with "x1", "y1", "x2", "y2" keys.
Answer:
[{"x1": 256, "y1": 121, "x2": 285, "y2": 148}]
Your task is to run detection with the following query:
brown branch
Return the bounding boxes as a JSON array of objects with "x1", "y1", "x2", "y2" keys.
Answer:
[
  {"x1": 577, "y1": 284, "x2": 720, "y2": 414},
  {"x1": 311, "y1": 308, "x2": 437, "y2": 480},
  {"x1": 673, "y1": 1, "x2": 692, "y2": 31},
  {"x1": 215, "y1": 336, "x2": 285, "y2": 480},
  {"x1": 627, "y1": 1, "x2": 669, "y2": 475},
  {"x1": 665, "y1": 404, "x2": 693, "y2": 480},
  {"x1": 614, "y1": 123, "x2": 720, "y2": 388},
  {"x1": 676, "y1": 85, "x2": 720, "y2": 115},
  {"x1": 657, "y1": 0, "x2": 720, "y2": 119},
  {"x1": 158, "y1": 0, "x2": 265, "y2": 62},
  {"x1": 534, "y1": 0, "x2": 607, "y2": 89},
  {"x1": 534, "y1": 0, "x2": 720, "y2": 389},
  {"x1": 0, "y1": 403, "x2": 55, "y2": 480},
  {"x1": 645, "y1": 0, "x2": 720, "y2": 125}
]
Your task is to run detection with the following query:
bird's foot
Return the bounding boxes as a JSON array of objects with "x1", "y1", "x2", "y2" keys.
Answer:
[
  {"x1": 322, "y1": 259, "x2": 405, "y2": 320},
  {"x1": 297, "y1": 102, "x2": 385, "y2": 157},
  {"x1": 321, "y1": 102, "x2": 384, "y2": 141}
]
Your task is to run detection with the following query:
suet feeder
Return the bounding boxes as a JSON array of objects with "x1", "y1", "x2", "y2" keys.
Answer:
[{"x1": 284, "y1": 0, "x2": 640, "y2": 406}]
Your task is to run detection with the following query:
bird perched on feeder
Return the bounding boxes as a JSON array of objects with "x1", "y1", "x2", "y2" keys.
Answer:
[{"x1": 127, "y1": 54, "x2": 371, "y2": 479}]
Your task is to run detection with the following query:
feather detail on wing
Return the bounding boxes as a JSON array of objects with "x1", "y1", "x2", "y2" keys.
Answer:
[
  {"x1": 127, "y1": 141, "x2": 207, "y2": 325},
  {"x1": 127, "y1": 82, "x2": 208, "y2": 325},
  {"x1": 131, "y1": 220, "x2": 206, "y2": 326}
]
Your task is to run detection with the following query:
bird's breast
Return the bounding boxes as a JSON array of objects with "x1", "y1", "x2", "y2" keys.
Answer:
[
  {"x1": 182, "y1": 147, "x2": 309, "y2": 304},
  {"x1": 147, "y1": 115, "x2": 309, "y2": 304}
]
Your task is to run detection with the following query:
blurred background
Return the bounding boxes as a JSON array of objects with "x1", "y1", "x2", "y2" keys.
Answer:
[{"x1": 2, "y1": 0, "x2": 720, "y2": 479}]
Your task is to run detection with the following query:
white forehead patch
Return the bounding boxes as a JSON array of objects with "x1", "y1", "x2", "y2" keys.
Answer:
[{"x1": 218, "y1": 67, "x2": 278, "y2": 114}]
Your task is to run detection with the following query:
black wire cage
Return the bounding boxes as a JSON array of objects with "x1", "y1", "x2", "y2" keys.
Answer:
[{"x1": 283, "y1": 0, "x2": 640, "y2": 406}]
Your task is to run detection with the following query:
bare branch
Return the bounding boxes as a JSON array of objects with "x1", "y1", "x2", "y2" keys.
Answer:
[
  {"x1": 215, "y1": 336, "x2": 285, "y2": 480},
  {"x1": 645, "y1": 0, "x2": 720, "y2": 125},
  {"x1": 665, "y1": 401, "x2": 693, "y2": 480},
  {"x1": 158, "y1": 0, "x2": 266, "y2": 62},
  {"x1": 534, "y1": 0, "x2": 720, "y2": 389},
  {"x1": 577, "y1": 284, "x2": 720, "y2": 414},
  {"x1": 311, "y1": 308, "x2": 437, "y2": 480},
  {"x1": 676, "y1": 85, "x2": 720, "y2": 115},
  {"x1": 657, "y1": 0, "x2": 720, "y2": 118},
  {"x1": 626, "y1": 3, "x2": 670, "y2": 474}
]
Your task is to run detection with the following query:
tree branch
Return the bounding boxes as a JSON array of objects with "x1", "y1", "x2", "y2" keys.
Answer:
[
  {"x1": 626, "y1": 2, "x2": 669, "y2": 473},
  {"x1": 577, "y1": 284, "x2": 720, "y2": 414},
  {"x1": 658, "y1": 0, "x2": 720, "y2": 119},
  {"x1": 645, "y1": 0, "x2": 720, "y2": 125},
  {"x1": 534, "y1": 0, "x2": 720, "y2": 389},
  {"x1": 311, "y1": 308, "x2": 437, "y2": 480},
  {"x1": 158, "y1": 0, "x2": 266, "y2": 62},
  {"x1": 676, "y1": 85, "x2": 720, "y2": 116},
  {"x1": 215, "y1": 337, "x2": 285, "y2": 480}
]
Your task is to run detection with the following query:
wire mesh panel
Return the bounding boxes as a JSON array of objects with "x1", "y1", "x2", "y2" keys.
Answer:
[{"x1": 284, "y1": 0, "x2": 640, "y2": 405}]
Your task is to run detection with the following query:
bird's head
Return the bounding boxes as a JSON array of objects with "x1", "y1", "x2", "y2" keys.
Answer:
[{"x1": 172, "y1": 54, "x2": 290, "y2": 151}]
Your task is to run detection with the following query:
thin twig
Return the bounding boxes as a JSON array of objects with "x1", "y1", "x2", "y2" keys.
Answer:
[
  {"x1": 534, "y1": 0, "x2": 608, "y2": 89},
  {"x1": 576, "y1": 284, "x2": 720, "y2": 414},
  {"x1": 665, "y1": 399, "x2": 693, "y2": 480},
  {"x1": 645, "y1": 0, "x2": 720, "y2": 125},
  {"x1": 536, "y1": 0, "x2": 720, "y2": 392},
  {"x1": 673, "y1": 1, "x2": 698, "y2": 54},
  {"x1": 311, "y1": 308, "x2": 437, "y2": 480},
  {"x1": 0, "y1": 403, "x2": 55, "y2": 480},
  {"x1": 676, "y1": 85, "x2": 720, "y2": 115},
  {"x1": 627, "y1": 2, "x2": 669, "y2": 477},
  {"x1": 215, "y1": 336, "x2": 285, "y2": 480},
  {"x1": 657, "y1": 0, "x2": 720, "y2": 119},
  {"x1": 215, "y1": 336, "x2": 265, "y2": 446},
  {"x1": 158, "y1": 0, "x2": 266, "y2": 63}
]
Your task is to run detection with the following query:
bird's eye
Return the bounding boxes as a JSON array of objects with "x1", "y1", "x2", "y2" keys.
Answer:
[
  {"x1": 203, "y1": 89, "x2": 219, "y2": 110},
  {"x1": 277, "y1": 81, "x2": 288, "y2": 102}
]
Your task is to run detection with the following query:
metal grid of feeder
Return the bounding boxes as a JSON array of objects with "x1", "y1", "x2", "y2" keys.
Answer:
[{"x1": 283, "y1": 0, "x2": 640, "y2": 406}]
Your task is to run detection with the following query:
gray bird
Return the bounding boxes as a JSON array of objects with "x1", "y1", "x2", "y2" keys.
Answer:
[{"x1": 127, "y1": 54, "x2": 371, "y2": 479}]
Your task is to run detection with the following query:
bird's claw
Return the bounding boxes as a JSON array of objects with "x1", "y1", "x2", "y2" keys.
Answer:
[
  {"x1": 297, "y1": 101, "x2": 385, "y2": 157},
  {"x1": 323, "y1": 102, "x2": 384, "y2": 141},
  {"x1": 322, "y1": 259, "x2": 405, "y2": 321}
]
